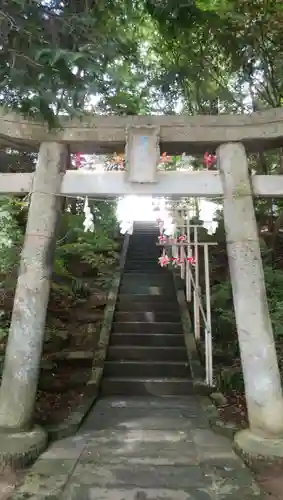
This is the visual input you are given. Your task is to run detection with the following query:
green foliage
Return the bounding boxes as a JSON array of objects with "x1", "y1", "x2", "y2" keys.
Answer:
[
  {"x1": 52, "y1": 200, "x2": 120, "y2": 295},
  {"x1": 60, "y1": 199, "x2": 117, "y2": 260},
  {"x1": 210, "y1": 264, "x2": 283, "y2": 392},
  {"x1": 211, "y1": 265, "x2": 283, "y2": 341},
  {"x1": 0, "y1": 0, "x2": 143, "y2": 123},
  {"x1": 0, "y1": 196, "x2": 119, "y2": 302},
  {"x1": 210, "y1": 279, "x2": 236, "y2": 342},
  {"x1": 0, "y1": 310, "x2": 9, "y2": 343},
  {"x1": 0, "y1": 197, "x2": 23, "y2": 275},
  {"x1": 195, "y1": 0, "x2": 234, "y2": 14},
  {"x1": 215, "y1": 365, "x2": 244, "y2": 392}
]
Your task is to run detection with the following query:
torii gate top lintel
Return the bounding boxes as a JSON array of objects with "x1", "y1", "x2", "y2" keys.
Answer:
[
  {"x1": 1, "y1": 106, "x2": 283, "y2": 154},
  {"x1": 2, "y1": 107, "x2": 283, "y2": 198}
]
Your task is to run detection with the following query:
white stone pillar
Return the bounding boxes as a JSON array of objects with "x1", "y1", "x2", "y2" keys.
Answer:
[
  {"x1": 218, "y1": 142, "x2": 283, "y2": 457},
  {"x1": 0, "y1": 142, "x2": 68, "y2": 467}
]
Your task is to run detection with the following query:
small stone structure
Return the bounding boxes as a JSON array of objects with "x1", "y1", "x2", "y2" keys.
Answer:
[{"x1": 0, "y1": 108, "x2": 283, "y2": 464}]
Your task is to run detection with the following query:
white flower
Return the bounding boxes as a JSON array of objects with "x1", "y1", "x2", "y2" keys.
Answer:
[
  {"x1": 83, "y1": 197, "x2": 94, "y2": 232},
  {"x1": 203, "y1": 221, "x2": 218, "y2": 235}
]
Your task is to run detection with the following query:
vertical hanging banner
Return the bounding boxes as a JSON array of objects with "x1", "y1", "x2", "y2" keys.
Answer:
[{"x1": 125, "y1": 125, "x2": 160, "y2": 183}]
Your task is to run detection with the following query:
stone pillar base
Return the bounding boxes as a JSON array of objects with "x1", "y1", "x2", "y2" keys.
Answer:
[
  {"x1": 0, "y1": 426, "x2": 47, "y2": 469},
  {"x1": 234, "y1": 428, "x2": 283, "y2": 458}
]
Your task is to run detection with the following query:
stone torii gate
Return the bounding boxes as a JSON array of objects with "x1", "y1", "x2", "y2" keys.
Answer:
[{"x1": 1, "y1": 108, "x2": 283, "y2": 464}]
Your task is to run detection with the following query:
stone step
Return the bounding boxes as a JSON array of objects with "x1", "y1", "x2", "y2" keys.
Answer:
[
  {"x1": 123, "y1": 271, "x2": 167, "y2": 276},
  {"x1": 107, "y1": 346, "x2": 188, "y2": 362},
  {"x1": 124, "y1": 269, "x2": 161, "y2": 274},
  {"x1": 119, "y1": 285, "x2": 176, "y2": 296},
  {"x1": 122, "y1": 272, "x2": 170, "y2": 279},
  {"x1": 114, "y1": 311, "x2": 180, "y2": 322},
  {"x1": 118, "y1": 294, "x2": 178, "y2": 303},
  {"x1": 115, "y1": 301, "x2": 179, "y2": 312},
  {"x1": 126, "y1": 253, "x2": 162, "y2": 257},
  {"x1": 120, "y1": 280, "x2": 173, "y2": 289},
  {"x1": 124, "y1": 265, "x2": 161, "y2": 271},
  {"x1": 130, "y1": 232, "x2": 159, "y2": 236},
  {"x1": 126, "y1": 256, "x2": 159, "y2": 260},
  {"x1": 104, "y1": 360, "x2": 190, "y2": 378},
  {"x1": 100, "y1": 377, "x2": 194, "y2": 396},
  {"x1": 130, "y1": 233, "x2": 158, "y2": 237},
  {"x1": 126, "y1": 262, "x2": 160, "y2": 265},
  {"x1": 123, "y1": 268, "x2": 166, "y2": 274},
  {"x1": 128, "y1": 242, "x2": 158, "y2": 247},
  {"x1": 128, "y1": 244, "x2": 158, "y2": 248},
  {"x1": 126, "y1": 250, "x2": 160, "y2": 255},
  {"x1": 110, "y1": 333, "x2": 185, "y2": 347},
  {"x1": 122, "y1": 270, "x2": 169, "y2": 276},
  {"x1": 126, "y1": 248, "x2": 160, "y2": 254},
  {"x1": 125, "y1": 260, "x2": 161, "y2": 265},
  {"x1": 127, "y1": 249, "x2": 158, "y2": 253},
  {"x1": 132, "y1": 226, "x2": 158, "y2": 230},
  {"x1": 126, "y1": 254, "x2": 160, "y2": 259},
  {"x1": 112, "y1": 322, "x2": 183, "y2": 334}
]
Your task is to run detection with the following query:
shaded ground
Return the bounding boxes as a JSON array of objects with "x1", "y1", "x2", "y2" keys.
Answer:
[
  {"x1": 37, "y1": 299, "x2": 102, "y2": 426},
  {"x1": 197, "y1": 315, "x2": 283, "y2": 500},
  {"x1": 205, "y1": 242, "x2": 283, "y2": 500},
  {"x1": 0, "y1": 283, "x2": 108, "y2": 497},
  {"x1": 0, "y1": 467, "x2": 24, "y2": 500},
  {"x1": 215, "y1": 389, "x2": 283, "y2": 500},
  {"x1": 10, "y1": 396, "x2": 264, "y2": 499},
  {"x1": 0, "y1": 283, "x2": 107, "y2": 426}
]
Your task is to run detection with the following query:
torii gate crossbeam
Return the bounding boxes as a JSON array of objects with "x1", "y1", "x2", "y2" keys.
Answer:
[{"x1": 1, "y1": 171, "x2": 283, "y2": 197}]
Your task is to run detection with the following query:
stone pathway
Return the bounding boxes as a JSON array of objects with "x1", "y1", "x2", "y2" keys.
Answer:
[{"x1": 12, "y1": 396, "x2": 264, "y2": 499}]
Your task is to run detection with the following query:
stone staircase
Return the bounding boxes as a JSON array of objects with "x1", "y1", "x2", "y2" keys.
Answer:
[{"x1": 100, "y1": 222, "x2": 194, "y2": 396}]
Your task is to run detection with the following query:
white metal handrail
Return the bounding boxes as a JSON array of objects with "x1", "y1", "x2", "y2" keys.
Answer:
[{"x1": 157, "y1": 207, "x2": 217, "y2": 387}]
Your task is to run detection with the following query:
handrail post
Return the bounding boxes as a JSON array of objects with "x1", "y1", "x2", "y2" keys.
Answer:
[
  {"x1": 193, "y1": 226, "x2": 200, "y2": 340},
  {"x1": 204, "y1": 243, "x2": 213, "y2": 386},
  {"x1": 186, "y1": 209, "x2": 192, "y2": 302}
]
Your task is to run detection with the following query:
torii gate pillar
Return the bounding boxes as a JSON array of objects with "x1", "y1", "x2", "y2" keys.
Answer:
[
  {"x1": 218, "y1": 142, "x2": 283, "y2": 457},
  {"x1": 0, "y1": 142, "x2": 68, "y2": 467}
]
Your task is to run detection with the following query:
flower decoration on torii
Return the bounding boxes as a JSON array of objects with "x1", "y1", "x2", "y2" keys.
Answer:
[
  {"x1": 75, "y1": 151, "x2": 217, "y2": 172},
  {"x1": 158, "y1": 254, "x2": 170, "y2": 267},
  {"x1": 157, "y1": 231, "x2": 196, "y2": 268},
  {"x1": 158, "y1": 254, "x2": 196, "y2": 268},
  {"x1": 75, "y1": 152, "x2": 82, "y2": 169},
  {"x1": 203, "y1": 152, "x2": 217, "y2": 169},
  {"x1": 158, "y1": 235, "x2": 167, "y2": 244}
]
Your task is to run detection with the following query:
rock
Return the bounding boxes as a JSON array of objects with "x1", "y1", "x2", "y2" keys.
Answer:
[{"x1": 210, "y1": 392, "x2": 228, "y2": 406}]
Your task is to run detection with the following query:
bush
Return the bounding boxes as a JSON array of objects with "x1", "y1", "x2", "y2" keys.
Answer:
[
  {"x1": 211, "y1": 265, "x2": 283, "y2": 341},
  {"x1": 0, "y1": 196, "x2": 120, "y2": 308},
  {"x1": 0, "y1": 197, "x2": 23, "y2": 275}
]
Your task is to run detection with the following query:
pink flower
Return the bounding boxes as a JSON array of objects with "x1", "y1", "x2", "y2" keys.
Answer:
[
  {"x1": 187, "y1": 257, "x2": 196, "y2": 264},
  {"x1": 158, "y1": 235, "x2": 167, "y2": 243},
  {"x1": 75, "y1": 152, "x2": 82, "y2": 169},
  {"x1": 178, "y1": 235, "x2": 186, "y2": 242},
  {"x1": 203, "y1": 152, "x2": 217, "y2": 169},
  {"x1": 158, "y1": 254, "x2": 170, "y2": 267}
]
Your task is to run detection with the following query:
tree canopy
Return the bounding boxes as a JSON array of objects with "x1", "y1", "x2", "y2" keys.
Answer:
[{"x1": 1, "y1": 0, "x2": 283, "y2": 123}]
